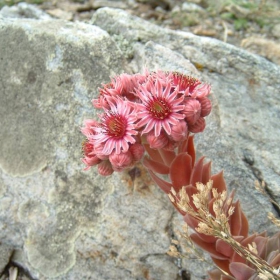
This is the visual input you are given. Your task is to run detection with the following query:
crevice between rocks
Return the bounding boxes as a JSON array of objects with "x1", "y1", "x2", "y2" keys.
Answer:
[{"x1": 242, "y1": 149, "x2": 280, "y2": 217}]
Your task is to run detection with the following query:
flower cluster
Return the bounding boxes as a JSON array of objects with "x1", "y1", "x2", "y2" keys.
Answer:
[
  {"x1": 81, "y1": 71, "x2": 211, "y2": 175},
  {"x1": 81, "y1": 70, "x2": 280, "y2": 279}
]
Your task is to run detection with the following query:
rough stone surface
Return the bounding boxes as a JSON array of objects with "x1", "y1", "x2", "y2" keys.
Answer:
[
  {"x1": 0, "y1": 3, "x2": 52, "y2": 20},
  {"x1": 0, "y1": 243, "x2": 13, "y2": 275},
  {"x1": 0, "y1": 6, "x2": 280, "y2": 280}
]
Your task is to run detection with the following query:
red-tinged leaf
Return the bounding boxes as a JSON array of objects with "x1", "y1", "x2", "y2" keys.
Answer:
[
  {"x1": 178, "y1": 138, "x2": 188, "y2": 154},
  {"x1": 201, "y1": 161, "x2": 211, "y2": 185},
  {"x1": 190, "y1": 233, "x2": 228, "y2": 260},
  {"x1": 143, "y1": 156, "x2": 169, "y2": 174},
  {"x1": 148, "y1": 169, "x2": 172, "y2": 194},
  {"x1": 178, "y1": 135, "x2": 196, "y2": 167},
  {"x1": 211, "y1": 258, "x2": 231, "y2": 275},
  {"x1": 208, "y1": 268, "x2": 233, "y2": 280},
  {"x1": 267, "y1": 232, "x2": 279, "y2": 257},
  {"x1": 184, "y1": 213, "x2": 199, "y2": 230},
  {"x1": 144, "y1": 144, "x2": 163, "y2": 164},
  {"x1": 158, "y1": 149, "x2": 176, "y2": 166},
  {"x1": 216, "y1": 239, "x2": 234, "y2": 257},
  {"x1": 254, "y1": 236, "x2": 268, "y2": 259},
  {"x1": 239, "y1": 210, "x2": 249, "y2": 237},
  {"x1": 232, "y1": 234, "x2": 257, "y2": 263},
  {"x1": 229, "y1": 201, "x2": 243, "y2": 236},
  {"x1": 221, "y1": 275, "x2": 233, "y2": 280},
  {"x1": 197, "y1": 231, "x2": 217, "y2": 243},
  {"x1": 229, "y1": 262, "x2": 255, "y2": 280},
  {"x1": 190, "y1": 156, "x2": 205, "y2": 186},
  {"x1": 211, "y1": 171, "x2": 227, "y2": 194},
  {"x1": 170, "y1": 153, "x2": 192, "y2": 192},
  {"x1": 184, "y1": 185, "x2": 198, "y2": 210},
  {"x1": 270, "y1": 252, "x2": 280, "y2": 267},
  {"x1": 187, "y1": 135, "x2": 196, "y2": 167}
]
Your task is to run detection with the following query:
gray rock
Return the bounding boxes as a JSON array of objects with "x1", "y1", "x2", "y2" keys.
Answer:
[
  {"x1": 92, "y1": 8, "x2": 280, "y2": 214},
  {"x1": 0, "y1": 3, "x2": 52, "y2": 20},
  {"x1": 182, "y1": 2, "x2": 204, "y2": 12},
  {"x1": 0, "y1": 6, "x2": 280, "y2": 280},
  {"x1": 272, "y1": 23, "x2": 280, "y2": 39},
  {"x1": 0, "y1": 243, "x2": 13, "y2": 275}
]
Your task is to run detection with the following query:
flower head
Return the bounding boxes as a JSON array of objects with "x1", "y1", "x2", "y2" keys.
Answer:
[
  {"x1": 92, "y1": 97, "x2": 138, "y2": 155},
  {"x1": 136, "y1": 77, "x2": 185, "y2": 137},
  {"x1": 92, "y1": 73, "x2": 147, "y2": 109}
]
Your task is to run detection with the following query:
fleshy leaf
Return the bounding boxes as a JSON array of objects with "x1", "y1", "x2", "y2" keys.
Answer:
[
  {"x1": 158, "y1": 149, "x2": 176, "y2": 166},
  {"x1": 190, "y1": 233, "x2": 228, "y2": 260},
  {"x1": 216, "y1": 239, "x2": 234, "y2": 257},
  {"x1": 190, "y1": 156, "x2": 205, "y2": 186},
  {"x1": 211, "y1": 258, "x2": 231, "y2": 275},
  {"x1": 229, "y1": 201, "x2": 243, "y2": 236},
  {"x1": 143, "y1": 156, "x2": 169, "y2": 174},
  {"x1": 231, "y1": 234, "x2": 257, "y2": 263},
  {"x1": 269, "y1": 252, "x2": 280, "y2": 266},
  {"x1": 229, "y1": 262, "x2": 255, "y2": 280},
  {"x1": 211, "y1": 171, "x2": 227, "y2": 194},
  {"x1": 148, "y1": 169, "x2": 172, "y2": 194},
  {"x1": 254, "y1": 236, "x2": 268, "y2": 259},
  {"x1": 170, "y1": 153, "x2": 192, "y2": 192},
  {"x1": 201, "y1": 161, "x2": 211, "y2": 185},
  {"x1": 144, "y1": 144, "x2": 164, "y2": 164}
]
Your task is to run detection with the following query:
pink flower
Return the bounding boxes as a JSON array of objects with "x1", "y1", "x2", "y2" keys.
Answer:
[
  {"x1": 92, "y1": 73, "x2": 148, "y2": 109},
  {"x1": 136, "y1": 78, "x2": 185, "y2": 137},
  {"x1": 92, "y1": 98, "x2": 138, "y2": 155}
]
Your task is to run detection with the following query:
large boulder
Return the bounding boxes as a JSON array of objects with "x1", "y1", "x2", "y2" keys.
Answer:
[{"x1": 0, "y1": 6, "x2": 279, "y2": 280}]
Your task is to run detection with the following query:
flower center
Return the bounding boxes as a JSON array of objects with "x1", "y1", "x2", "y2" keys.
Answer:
[
  {"x1": 104, "y1": 113, "x2": 127, "y2": 138},
  {"x1": 148, "y1": 97, "x2": 171, "y2": 120}
]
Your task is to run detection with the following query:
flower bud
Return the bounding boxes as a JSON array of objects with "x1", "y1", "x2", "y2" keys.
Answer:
[
  {"x1": 82, "y1": 156, "x2": 101, "y2": 170},
  {"x1": 183, "y1": 99, "x2": 201, "y2": 125},
  {"x1": 109, "y1": 151, "x2": 133, "y2": 170},
  {"x1": 199, "y1": 97, "x2": 212, "y2": 117},
  {"x1": 170, "y1": 120, "x2": 188, "y2": 142},
  {"x1": 188, "y1": 117, "x2": 206, "y2": 133},
  {"x1": 129, "y1": 143, "x2": 145, "y2": 161},
  {"x1": 146, "y1": 130, "x2": 169, "y2": 149},
  {"x1": 98, "y1": 160, "x2": 114, "y2": 176}
]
